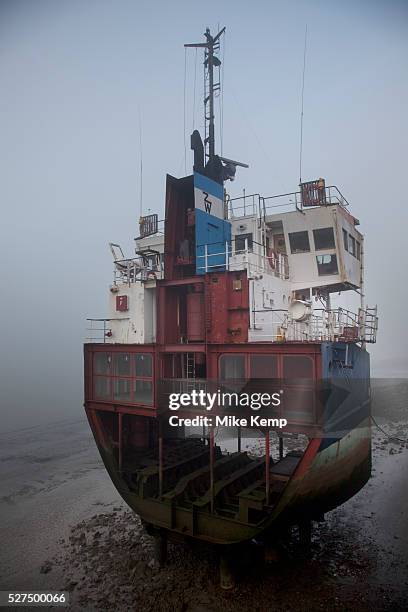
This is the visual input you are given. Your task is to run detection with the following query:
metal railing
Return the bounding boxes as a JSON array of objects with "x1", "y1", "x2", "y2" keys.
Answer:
[
  {"x1": 251, "y1": 306, "x2": 378, "y2": 344},
  {"x1": 112, "y1": 255, "x2": 163, "y2": 285},
  {"x1": 196, "y1": 238, "x2": 289, "y2": 279},
  {"x1": 227, "y1": 193, "x2": 262, "y2": 219},
  {"x1": 227, "y1": 186, "x2": 350, "y2": 220},
  {"x1": 262, "y1": 185, "x2": 350, "y2": 216},
  {"x1": 85, "y1": 318, "x2": 129, "y2": 343},
  {"x1": 136, "y1": 218, "x2": 165, "y2": 238}
]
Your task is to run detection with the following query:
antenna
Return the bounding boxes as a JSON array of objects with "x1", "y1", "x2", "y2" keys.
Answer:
[
  {"x1": 299, "y1": 24, "x2": 308, "y2": 184},
  {"x1": 183, "y1": 47, "x2": 187, "y2": 175},
  {"x1": 139, "y1": 107, "x2": 143, "y2": 218},
  {"x1": 185, "y1": 27, "x2": 225, "y2": 163}
]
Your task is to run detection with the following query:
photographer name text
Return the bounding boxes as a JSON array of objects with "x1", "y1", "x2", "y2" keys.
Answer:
[
  {"x1": 167, "y1": 390, "x2": 287, "y2": 428},
  {"x1": 168, "y1": 414, "x2": 288, "y2": 428}
]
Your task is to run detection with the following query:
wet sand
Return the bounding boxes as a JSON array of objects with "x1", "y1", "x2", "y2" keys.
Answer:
[
  {"x1": 0, "y1": 419, "x2": 124, "y2": 595},
  {"x1": 0, "y1": 391, "x2": 407, "y2": 611}
]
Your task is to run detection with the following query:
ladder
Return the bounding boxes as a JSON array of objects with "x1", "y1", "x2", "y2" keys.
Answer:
[{"x1": 186, "y1": 353, "x2": 196, "y2": 379}]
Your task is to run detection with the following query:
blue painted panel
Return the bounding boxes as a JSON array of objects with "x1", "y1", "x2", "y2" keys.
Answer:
[
  {"x1": 193, "y1": 172, "x2": 224, "y2": 200},
  {"x1": 195, "y1": 208, "x2": 231, "y2": 275},
  {"x1": 321, "y1": 342, "x2": 370, "y2": 379},
  {"x1": 319, "y1": 342, "x2": 371, "y2": 450}
]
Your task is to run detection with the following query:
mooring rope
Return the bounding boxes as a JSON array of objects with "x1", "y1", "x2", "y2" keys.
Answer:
[{"x1": 371, "y1": 414, "x2": 408, "y2": 444}]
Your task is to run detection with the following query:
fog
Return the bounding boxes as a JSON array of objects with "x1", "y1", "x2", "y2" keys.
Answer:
[{"x1": 0, "y1": 0, "x2": 407, "y2": 432}]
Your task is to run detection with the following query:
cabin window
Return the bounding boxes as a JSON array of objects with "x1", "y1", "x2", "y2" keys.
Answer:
[
  {"x1": 288, "y1": 231, "x2": 310, "y2": 254},
  {"x1": 113, "y1": 378, "x2": 131, "y2": 401},
  {"x1": 349, "y1": 235, "x2": 356, "y2": 257},
  {"x1": 342, "y1": 228, "x2": 348, "y2": 251},
  {"x1": 93, "y1": 352, "x2": 111, "y2": 399},
  {"x1": 94, "y1": 376, "x2": 111, "y2": 399},
  {"x1": 134, "y1": 353, "x2": 152, "y2": 377},
  {"x1": 313, "y1": 227, "x2": 335, "y2": 250},
  {"x1": 283, "y1": 355, "x2": 314, "y2": 379},
  {"x1": 92, "y1": 350, "x2": 153, "y2": 405},
  {"x1": 220, "y1": 355, "x2": 245, "y2": 380},
  {"x1": 316, "y1": 253, "x2": 338, "y2": 276},
  {"x1": 134, "y1": 380, "x2": 153, "y2": 404},
  {"x1": 113, "y1": 353, "x2": 131, "y2": 376},
  {"x1": 356, "y1": 241, "x2": 361, "y2": 261},
  {"x1": 250, "y1": 355, "x2": 278, "y2": 378},
  {"x1": 235, "y1": 233, "x2": 253, "y2": 253},
  {"x1": 133, "y1": 354, "x2": 153, "y2": 404},
  {"x1": 94, "y1": 352, "x2": 111, "y2": 375}
]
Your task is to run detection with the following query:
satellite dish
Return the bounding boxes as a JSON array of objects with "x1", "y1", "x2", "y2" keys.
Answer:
[{"x1": 289, "y1": 300, "x2": 311, "y2": 322}]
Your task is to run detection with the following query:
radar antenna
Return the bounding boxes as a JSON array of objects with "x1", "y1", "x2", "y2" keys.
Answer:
[{"x1": 185, "y1": 27, "x2": 225, "y2": 163}]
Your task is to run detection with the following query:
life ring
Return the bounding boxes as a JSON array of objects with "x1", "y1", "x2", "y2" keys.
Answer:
[{"x1": 267, "y1": 248, "x2": 277, "y2": 270}]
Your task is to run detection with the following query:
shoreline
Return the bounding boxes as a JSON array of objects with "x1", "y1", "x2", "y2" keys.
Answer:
[{"x1": 0, "y1": 404, "x2": 407, "y2": 610}]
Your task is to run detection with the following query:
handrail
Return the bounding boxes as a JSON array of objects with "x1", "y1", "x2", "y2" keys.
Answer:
[
  {"x1": 227, "y1": 185, "x2": 350, "y2": 219},
  {"x1": 112, "y1": 254, "x2": 163, "y2": 285},
  {"x1": 135, "y1": 218, "x2": 166, "y2": 238},
  {"x1": 227, "y1": 193, "x2": 262, "y2": 218},
  {"x1": 195, "y1": 238, "x2": 289, "y2": 279},
  {"x1": 85, "y1": 318, "x2": 129, "y2": 343},
  {"x1": 250, "y1": 306, "x2": 378, "y2": 344}
]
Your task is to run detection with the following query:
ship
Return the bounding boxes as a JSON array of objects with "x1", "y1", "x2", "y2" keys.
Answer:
[{"x1": 84, "y1": 27, "x2": 378, "y2": 582}]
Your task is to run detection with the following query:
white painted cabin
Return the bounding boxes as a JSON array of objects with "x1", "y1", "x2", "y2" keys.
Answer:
[{"x1": 86, "y1": 184, "x2": 377, "y2": 346}]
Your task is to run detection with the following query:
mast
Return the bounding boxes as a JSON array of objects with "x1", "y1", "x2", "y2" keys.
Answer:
[{"x1": 185, "y1": 27, "x2": 225, "y2": 164}]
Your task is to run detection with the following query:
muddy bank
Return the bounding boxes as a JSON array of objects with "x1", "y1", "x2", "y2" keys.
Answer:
[
  {"x1": 52, "y1": 420, "x2": 408, "y2": 612},
  {"x1": 1, "y1": 399, "x2": 407, "y2": 611},
  {"x1": 53, "y1": 506, "x2": 406, "y2": 611}
]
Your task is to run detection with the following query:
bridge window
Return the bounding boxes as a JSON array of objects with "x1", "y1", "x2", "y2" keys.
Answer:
[
  {"x1": 349, "y1": 235, "x2": 356, "y2": 257},
  {"x1": 316, "y1": 253, "x2": 338, "y2": 276},
  {"x1": 344, "y1": 230, "x2": 361, "y2": 260},
  {"x1": 289, "y1": 231, "x2": 310, "y2": 254},
  {"x1": 313, "y1": 227, "x2": 335, "y2": 250},
  {"x1": 342, "y1": 228, "x2": 348, "y2": 251}
]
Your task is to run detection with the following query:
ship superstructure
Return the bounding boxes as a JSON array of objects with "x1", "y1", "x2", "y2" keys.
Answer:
[
  {"x1": 84, "y1": 28, "x2": 378, "y2": 563},
  {"x1": 100, "y1": 181, "x2": 376, "y2": 347}
]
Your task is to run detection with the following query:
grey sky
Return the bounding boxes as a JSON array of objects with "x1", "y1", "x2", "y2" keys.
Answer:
[{"x1": 0, "y1": 0, "x2": 407, "y2": 432}]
